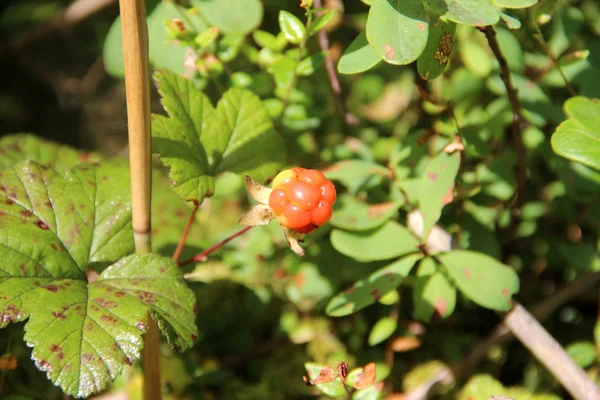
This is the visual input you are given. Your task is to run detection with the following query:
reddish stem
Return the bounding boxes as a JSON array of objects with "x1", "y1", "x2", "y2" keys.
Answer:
[
  {"x1": 178, "y1": 226, "x2": 254, "y2": 267},
  {"x1": 172, "y1": 203, "x2": 199, "y2": 262}
]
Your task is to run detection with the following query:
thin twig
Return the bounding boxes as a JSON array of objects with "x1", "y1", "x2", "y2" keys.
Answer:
[
  {"x1": 312, "y1": 0, "x2": 358, "y2": 126},
  {"x1": 478, "y1": 26, "x2": 527, "y2": 211},
  {"x1": 172, "y1": 203, "x2": 199, "y2": 263},
  {"x1": 532, "y1": 23, "x2": 576, "y2": 96},
  {"x1": 402, "y1": 271, "x2": 600, "y2": 400},
  {"x1": 180, "y1": 226, "x2": 254, "y2": 269}
]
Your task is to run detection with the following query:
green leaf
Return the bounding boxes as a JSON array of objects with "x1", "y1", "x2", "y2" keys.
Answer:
[
  {"x1": 565, "y1": 341, "x2": 597, "y2": 368},
  {"x1": 413, "y1": 258, "x2": 456, "y2": 321},
  {"x1": 338, "y1": 31, "x2": 382, "y2": 74},
  {"x1": 326, "y1": 254, "x2": 422, "y2": 316},
  {"x1": 304, "y1": 363, "x2": 347, "y2": 397},
  {"x1": 424, "y1": 0, "x2": 500, "y2": 26},
  {"x1": 417, "y1": 20, "x2": 456, "y2": 81},
  {"x1": 307, "y1": 10, "x2": 336, "y2": 37},
  {"x1": 419, "y1": 151, "x2": 460, "y2": 239},
  {"x1": 152, "y1": 69, "x2": 285, "y2": 203},
  {"x1": 103, "y1": 16, "x2": 125, "y2": 78},
  {"x1": 323, "y1": 159, "x2": 392, "y2": 193},
  {"x1": 278, "y1": 10, "x2": 306, "y2": 44},
  {"x1": 190, "y1": 0, "x2": 263, "y2": 34},
  {"x1": 331, "y1": 221, "x2": 420, "y2": 262},
  {"x1": 458, "y1": 375, "x2": 509, "y2": 400},
  {"x1": 492, "y1": 0, "x2": 538, "y2": 8},
  {"x1": 366, "y1": 0, "x2": 428, "y2": 65},
  {"x1": 0, "y1": 161, "x2": 198, "y2": 397},
  {"x1": 296, "y1": 51, "x2": 327, "y2": 76},
  {"x1": 551, "y1": 96, "x2": 600, "y2": 171},
  {"x1": 460, "y1": 39, "x2": 493, "y2": 78},
  {"x1": 438, "y1": 250, "x2": 519, "y2": 311},
  {"x1": 368, "y1": 317, "x2": 397, "y2": 346},
  {"x1": 252, "y1": 29, "x2": 286, "y2": 51},
  {"x1": 0, "y1": 133, "x2": 102, "y2": 171},
  {"x1": 330, "y1": 195, "x2": 402, "y2": 231}
]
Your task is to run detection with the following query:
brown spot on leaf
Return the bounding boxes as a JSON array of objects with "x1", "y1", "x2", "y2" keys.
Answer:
[
  {"x1": 136, "y1": 321, "x2": 147, "y2": 331},
  {"x1": 100, "y1": 314, "x2": 117, "y2": 324},
  {"x1": 37, "y1": 360, "x2": 51, "y2": 371},
  {"x1": 20, "y1": 210, "x2": 32, "y2": 218},
  {"x1": 303, "y1": 367, "x2": 336, "y2": 386},
  {"x1": 94, "y1": 298, "x2": 118, "y2": 309},
  {"x1": 294, "y1": 272, "x2": 305, "y2": 289},
  {"x1": 417, "y1": 22, "x2": 426, "y2": 31},
  {"x1": 353, "y1": 362, "x2": 376, "y2": 389},
  {"x1": 384, "y1": 44, "x2": 395, "y2": 59},
  {"x1": 85, "y1": 322, "x2": 94, "y2": 331},
  {"x1": 136, "y1": 291, "x2": 156, "y2": 304},
  {"x1": 52, "y1": 311, "x2": 66, "y2": 320},
  {"x1": 501, "y1": 288, "x2": 510, "y2": 296},
  {"x1": 4, "y1": 199, "x2": 13, "y2": 206},
  {"x1": 44, "y1": 285, "x2": 58, "y2": 292},
  {"x1": 81, "y1": 353, "x2": 94, "y2": 363},
  {"x1": 35, "y1": 220, "x2": 49, "y2": 230},
  {"x1": 370, "y1": 289, "x2": 382, "y2": 302},
  {"x1": 434, "y1": 297, "x2": 447, "y2": 317},
  {"x1": 50, "y1": 344, "x2": 62, "y2": 353},
  {"x1": 464, "y1": 268, "x2": 472, "y2": 280},
  {"x1": 193, "y1": 304, "x2": 198, "y2": 314},
  {"x1": 115, "y1": 291, "x2": 125, "y2": 298},
  {"x1": 427, "y1": 172, "x2": 438, "y2": 181},
  {"x1": 191, "y1": 334, "x2": 197, "y2": 341}
]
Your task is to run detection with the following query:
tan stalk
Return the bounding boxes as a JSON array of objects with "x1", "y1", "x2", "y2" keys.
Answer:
[{"x1": 118, "y1": 0, "x2": 160, "y2": 399}]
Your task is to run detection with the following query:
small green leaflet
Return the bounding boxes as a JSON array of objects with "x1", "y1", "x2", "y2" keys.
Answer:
[
  {"x1": 412, "y1": 258, "x2": 456, "y2": 321},
  {"x1": 551, "y1": 96, "x2": 600, "y2": 171},
  {"x1": 337, "y1": 32, "x2": 382, "y2": 74},
  {"x1": 326, "y1": 254, "x2": 422, "y2": 316},
  {"x1": 0, "y1": 161, "x2": 198, "y2": 397},
  {"x1": 438, "y1": 250, "x2": 519, "y2": 311},
  {"x1": 152, "y1": 69, "x2": 286, "y2": 203}
]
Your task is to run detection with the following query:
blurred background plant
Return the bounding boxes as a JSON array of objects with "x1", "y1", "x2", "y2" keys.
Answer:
[{"x1": 1, "y1": 0, "x2": 600, "y2": 399}]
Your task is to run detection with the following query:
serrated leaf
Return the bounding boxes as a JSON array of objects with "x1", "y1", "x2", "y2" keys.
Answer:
[
  {"x1": 492, "y1": 0, "x2": 538, "y2": 8},
  {"x1": 278, "y1": 10, "x2": 306, "y2": 44},
  {"x1": 304, "y1": 363, "x2": 346, "y2": 397},
  {"x1": 330, "y1": 195, "x2": 402, "y2": 231},
  {"x1": 0, "y1": 161, "x2": 198, "y2": 397},
  {"x1": 419, "y1": 151, "x2": 460, "y2": 239},
  {"x1": 413, "y1": 258, "x2": 456, "y2": 321},
  {"x1": 152, "y1": 70, "x2": 285, "y2": 203},
  {"x1": 190, "y1": 0, "x2": 263, "y2": 34},
  {"x1": 326, "y1": 254, "x2": 422, "y2": 316},
  {"x1": 0, "y1": 133, "x2": 102, "y2": 171},
  {"x1": 551, "y1": 96, "x2": 600, "y2": 171},
  {"x1": 368, "y1": 317, "x2": 397, "y2": 346},
  {"x1": 366, "y1": 0, "x2": 428, "y2": 65},
  {"x1": 424, "y1": 0, "x2": 500, "y2": 26},
  {"x1": 338, "y1": 31, "x2": 382, "y2": 74},
  {"x1": 417, "y1": 20, "x2": 456, "y2": 81},
  {"x1": 307, "y1": 10, "x2": 336, "y2": 37},
  {"x1": 438, "y1": 250, "x2": 519, "y2": 311},
  {"x1": 331, "y1": 221, "x2": 420, "y2": 262}
]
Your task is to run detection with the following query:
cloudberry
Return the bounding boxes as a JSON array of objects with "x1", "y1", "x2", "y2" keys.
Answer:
[{"x1": 269, "y1": 168, "x2": 336, "y2": 234}]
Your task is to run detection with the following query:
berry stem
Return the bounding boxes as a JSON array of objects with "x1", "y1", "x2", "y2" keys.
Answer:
[
  {"x1": 172, "y1": 202, "x2": 199, "y2": 263},
  {"x1": 178, "y1": 226, "x2": 254, "y2": 268}
]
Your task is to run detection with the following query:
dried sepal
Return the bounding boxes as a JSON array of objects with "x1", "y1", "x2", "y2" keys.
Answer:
[
  {"x1": 284, "y1": 227, "x2": 306, "y2": 256},
  {"x1": 303, "y1": 367, "x2": 335, "y2": 386},
  {"x1": 238, "y1": 204, "x2": 274, "y2": 226},
  {"x1": 244, "y1": 175, "x2": 272, "y2": 205},
  {"x1": 353, "y1": 362, "x2": 376, "y2": 389}
]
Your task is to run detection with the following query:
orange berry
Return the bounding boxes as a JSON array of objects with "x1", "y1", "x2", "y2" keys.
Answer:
[
  {"x1": 291, "y1": 167, "x2": 306, "y2": 175},
  {"x1": 311, "y1": 201, "x2": 333, "y2": 226},
  {"x1": 288, "y1": 181, "x2": 320, "y2": 210},
  {"x1": 298, "y1": 169, "x2": 326, "y2": 186},
  {"x1": 320, "y1": 180, "x2": 336, "y2": 205},
  {"x1": 277, "y1": 204, "x2": 312, "y2": 229},
  {"x1": 269, "y1": 189, "x2": 289, "y2": 216},
  {"x1": 294, "y1": 223, "x2": 317, "y2": 234},
  {"x1": 272, "y1": 169, "x2": 298, "y2": 189}
]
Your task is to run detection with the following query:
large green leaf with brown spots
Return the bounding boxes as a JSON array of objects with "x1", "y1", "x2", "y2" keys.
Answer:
[{"x1": 0, "y1": 160, "x2": 197, "y2": 398}]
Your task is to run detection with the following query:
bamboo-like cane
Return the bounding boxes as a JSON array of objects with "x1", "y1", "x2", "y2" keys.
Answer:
[{"x1": 118, "y1": 0, "x2": 160, "y2": 399}]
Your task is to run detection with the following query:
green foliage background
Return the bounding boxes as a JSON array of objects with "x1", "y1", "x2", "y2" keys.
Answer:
[{"x1": 1, "y1": 0, "x2": 600, "y2": 399}]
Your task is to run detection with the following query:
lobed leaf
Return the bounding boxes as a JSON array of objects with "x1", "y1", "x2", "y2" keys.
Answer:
[
  {"x1": 152, "y1": 69, "x2": 285, "y2": 203},
  {"x1": 0, "y1": 161, "x2": 198, "y2": 397}
]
